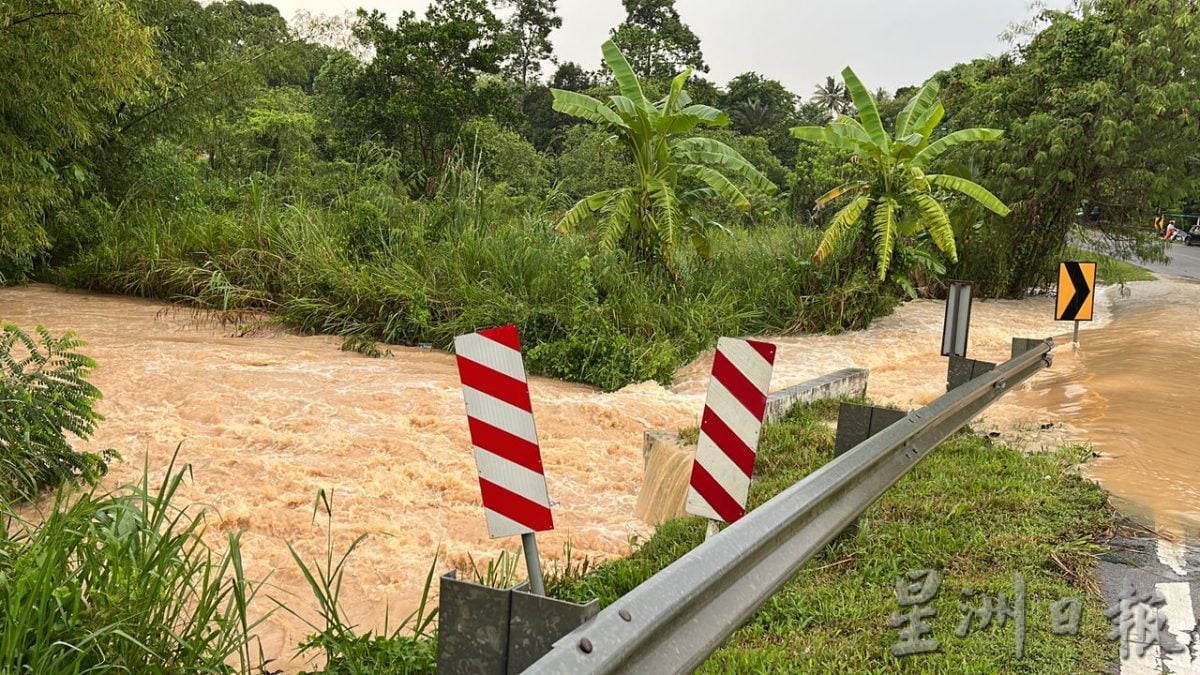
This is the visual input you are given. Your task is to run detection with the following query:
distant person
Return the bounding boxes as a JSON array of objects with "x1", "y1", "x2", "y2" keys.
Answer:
[{"x1": 1166, "y1": 220, "x2": 1178, "y2": 241}]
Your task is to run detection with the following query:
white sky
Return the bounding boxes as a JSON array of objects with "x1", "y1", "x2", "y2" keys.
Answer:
[{"x1": 269, "y1": 0, "x2": 1071, "y2": 93}]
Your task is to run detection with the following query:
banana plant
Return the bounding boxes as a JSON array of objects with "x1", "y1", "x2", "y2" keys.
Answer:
[
  {"x1": 792, "y1": 67, "x2": 1010, "y2": 281},
  {"x1": 551, "y1": 40, "x2": 777, "y2": 273}
]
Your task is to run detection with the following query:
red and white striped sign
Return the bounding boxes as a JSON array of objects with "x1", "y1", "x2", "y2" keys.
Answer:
[
  {"x1": 454, "y1": 325, "x2": 554, "y2": 539},
  {"x1": 685, "y1": 337, "x2": 777, "y2": 524}
]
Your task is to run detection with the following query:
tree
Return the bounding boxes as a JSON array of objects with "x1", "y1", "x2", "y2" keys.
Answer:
[
  {"x1": 112, "y1": 0, "x2": 300, "y2": 157},
  {"x1": 325, "y1": 0, "x2": 510, "y2": 190},
  {"x1": 722, "y1": 72, "x2": 797, "y2": 137},
  {"x1": 792, "y1": 67, "x2": 1010, "y2": 282},
  {"x1": 0, "y1": 0, "x2": 158, "y2": 280},
  {"x1": 497, "y1": 0, "x2": 561, "y2": 86},
  {"x1": 550, "y1": 61, "x2": 597, "y2": 91},
  {"x1": 609, "y1": 0, "x2": 706, "y2": 80},
  {"x1": 812, "y1": 75, "x2": 852, "y2": 117},
  {"x1": 721, "y1": 72, "x2": 800, "y2": 164},
  {"x1": 795, "y1": 101, "x2": 832, "y2": 127},
  {"x1": 937, "y1": 0, "x2": 1200, "y2": 296},
  {"x1": 223, "y1": 87, "x2": 317, "y2": 176},
  {"x1": 552, "y1": 40, "x2": 776, "y2": 272}
]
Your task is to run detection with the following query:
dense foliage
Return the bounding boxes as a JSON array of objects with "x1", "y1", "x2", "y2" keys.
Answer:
[
  {"x1": 793, "y1": 68, "x2": 1010, "y2": 291},
  {"x1": 938, "y1": 0, "x2": 1200, "y2": 295},
  {"x1": 0, "y1": 325, "x2": 113, "y2": 501},
  {"x1": 3, "y1": 0, "x2": 1197, "y2": 386}
]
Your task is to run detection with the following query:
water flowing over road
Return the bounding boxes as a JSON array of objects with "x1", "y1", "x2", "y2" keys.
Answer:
[{"x1": 2, "y1": 277, "x2": 1195, "y2": 671}]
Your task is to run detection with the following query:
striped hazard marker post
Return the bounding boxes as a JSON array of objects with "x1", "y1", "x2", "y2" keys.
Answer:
[
  {"x1": 454, "y1": 325, "x2": 553, "y2": 595},
  {"x1": 685, "y1": 337, "x2": 777, "y2": 539}
]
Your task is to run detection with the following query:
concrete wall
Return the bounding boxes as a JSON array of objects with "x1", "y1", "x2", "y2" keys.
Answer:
[{"x1": 764, "y1": 367, "x2": 869, "y2": 423}]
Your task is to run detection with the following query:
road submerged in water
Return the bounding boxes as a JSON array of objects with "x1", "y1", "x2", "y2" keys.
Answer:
[{"x1": 1, "y1": 276, "x2": 1196, "y2": 672}]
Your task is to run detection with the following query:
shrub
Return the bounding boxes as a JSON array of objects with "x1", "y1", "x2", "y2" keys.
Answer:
[
  {"x1": 0, "y1": 324, "x2": 113, "y2": 502},
  {"x1": 460, "y1": 117, "x2": 549, "y2": 197},
  {"x1": 555, "y1": 126, "x2": 636, "y2": 200}
]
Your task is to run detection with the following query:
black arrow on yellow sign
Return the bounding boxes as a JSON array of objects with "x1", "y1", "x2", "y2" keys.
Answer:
[{"x1": 1055, "y1": 261, "x2": 1097, "y2": 322}]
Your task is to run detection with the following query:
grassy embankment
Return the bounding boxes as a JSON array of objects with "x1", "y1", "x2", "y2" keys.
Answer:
[{"x1": 549, "y1": 400, "x2": 1114, "y2": 673}]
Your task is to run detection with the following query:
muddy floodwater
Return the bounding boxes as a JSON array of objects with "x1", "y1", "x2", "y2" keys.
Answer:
[
  {"x1": 0, "y1": 278, "x2": 1194, "y2": 671},
  {"x1": 1008, "y1": 278, "x2": 1200, "y2": 540}
]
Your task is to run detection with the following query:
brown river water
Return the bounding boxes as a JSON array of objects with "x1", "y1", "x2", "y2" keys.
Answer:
[{"x1": 0, "y1": 279, "x2": 1195, "y2": 671}]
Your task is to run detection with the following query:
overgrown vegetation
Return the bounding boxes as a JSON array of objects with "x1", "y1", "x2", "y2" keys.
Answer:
[
  {"x1": 552, "y1": 401, "x2": 1115, "y2": 672},
  {"x1": 6, "y1": 0, "x2": 1195, "y2": 388},
  {"x1": 0, "y1": 457, "x2": 261, "y2": 673},
  {"x1": 51, "y1": 174, "x2": 895, "y2": 391},
  {"x1": 0, "y1": 324, "x2": 113, "y2": 501}
]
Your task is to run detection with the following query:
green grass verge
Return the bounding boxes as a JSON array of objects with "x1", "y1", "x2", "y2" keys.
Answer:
[
  {"x1": 551, "y1": 400, "x2": 1114, "y2": 673},
  {"x1": 1064, "y1": 246, "x2": 1157, "y2": 285}
]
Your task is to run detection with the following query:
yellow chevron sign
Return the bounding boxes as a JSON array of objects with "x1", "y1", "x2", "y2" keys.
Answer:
[{"x1": 1055, "y1": 261, "x2": 1096, "y2": 322}]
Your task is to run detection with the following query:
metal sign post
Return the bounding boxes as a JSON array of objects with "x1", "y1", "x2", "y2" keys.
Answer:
[
  {"x1": 522, "y1": 533, "x2": 546, "y2": 595},
  {"x1": 941, "y1": 280, "x2": 973, "y2": 358},
  {"x1": 455, "y1": 325, "x2": 553, "y2": 595},
  {"x1": 705, "y1": 520, "x2": 720, "y2": 541}
]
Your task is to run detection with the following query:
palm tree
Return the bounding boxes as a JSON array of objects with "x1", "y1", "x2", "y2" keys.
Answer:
[
  {"x1": 792, "y1": 67, "x2": 1010, "y2": 280},
  {"x1": 551, "y1": 40, "x2": 777, "y2": 272},
  {"x1": 811, "y1": 75, "x2": 852, "y2": 117},
  {"x1": 729, "y1": 96, "x2": 783, "y2": 136}
]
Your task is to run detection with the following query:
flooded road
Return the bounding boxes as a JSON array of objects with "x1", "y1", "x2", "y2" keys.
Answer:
[
  {"x1": 0, "y1": 277, "x2": 1195, "y2": 670},
  {"x1": 1008, "y1": 278, "x2": 1200, "y2": 536}
]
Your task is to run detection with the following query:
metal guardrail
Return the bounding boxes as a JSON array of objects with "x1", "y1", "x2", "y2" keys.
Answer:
[{"x1": 524, "y1": 338, "x2": 1054, "y2": 674}]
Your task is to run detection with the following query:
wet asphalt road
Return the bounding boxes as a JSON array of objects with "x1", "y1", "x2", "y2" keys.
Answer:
[
  {"x1": 1141, "y1": 241, "x2": 1200, "y2": 280},
  {"x1": 1099, "y1": 243, "x2": 1200, "y2": 672}
]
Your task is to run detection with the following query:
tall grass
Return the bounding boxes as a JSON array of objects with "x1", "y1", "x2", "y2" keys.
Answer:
[
  {"x1": 281, "y1": 489, "x2": 439, "y2": 675},
  {"x1": 54, "y1": 166, "x2": 899, "y2": 390},
  {"x1": 0, "y1": 453, "x2": 263, "y2": 673}
]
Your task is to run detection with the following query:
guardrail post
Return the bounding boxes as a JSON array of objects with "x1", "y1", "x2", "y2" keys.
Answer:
[
  {"x1": 436, "y1": 571, "x2": 599, "y2": 675},
  {"x1": 946, "y1": 355, "x2": 997, "y2": 391},
  {"x1": 507, "y1": 588, "x2": 599, "y2": 673},
  {"x1": 833, "y1": 402, "x2": 907, "y2": 458},
  {"x1": 437, "y1": 571, "x2": 513, "y2": 675},
  {"x1": 1011, "y1": 337, "x2": 1046, "y2": 359}
]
